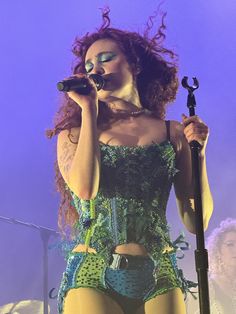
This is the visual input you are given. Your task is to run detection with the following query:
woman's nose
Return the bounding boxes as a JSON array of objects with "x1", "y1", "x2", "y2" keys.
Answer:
[{"x1": 92, "y1": 63, "x2": 105, "y2": 75}]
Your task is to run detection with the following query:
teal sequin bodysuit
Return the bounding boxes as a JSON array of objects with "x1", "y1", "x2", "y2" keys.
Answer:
[
  {"x1": 57, "y1": 125, "x2": 197, "y2": 314},
  {"x1": 70, "y1": 139, "x2": 178, "y2": 267}
]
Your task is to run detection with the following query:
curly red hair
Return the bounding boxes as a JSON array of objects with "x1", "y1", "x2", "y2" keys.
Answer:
[{"x1": 47, "y1": 8, "x2": 179, "y2": 233}]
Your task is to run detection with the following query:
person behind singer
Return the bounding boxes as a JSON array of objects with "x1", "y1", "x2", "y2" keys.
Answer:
[
  {"x1": 187, "y1": 218, "x2": 236, "y2": 314},
  {"x1": 47, "y1": 8, "x2": 213, "y2": 314},
  {"x1": 205, "y1": 218, "x2": 236, "y2": 313}
]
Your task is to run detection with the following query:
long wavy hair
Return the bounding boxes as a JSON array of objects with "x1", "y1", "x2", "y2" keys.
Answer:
[
  {"x1": 206, "y1": 218, "x2": 236, "y2": 276},
  {"x1": 47, "y1": 8, "x2": 179, "y2": 233}
]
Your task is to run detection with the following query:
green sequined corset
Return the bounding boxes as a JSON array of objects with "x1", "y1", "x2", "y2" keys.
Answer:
[{"x1": 70, "y1": 140, "x2": 178, "y2": 265}]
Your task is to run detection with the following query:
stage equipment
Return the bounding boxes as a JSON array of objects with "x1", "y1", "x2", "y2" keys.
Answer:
[
  {"x1": 182, "y1": 77, "x2": 210, "y2": 314},
  {"x1": 0, "y1": 299, "x2": 49, "y2": 314},
  {"x1": 0, "y1": 215, "x2": 60, "y2": 314},
  {"x1": 57, "y1": 73, "x2": 105, "y2": 93}
]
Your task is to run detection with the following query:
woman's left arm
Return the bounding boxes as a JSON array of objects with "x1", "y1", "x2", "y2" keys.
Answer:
[{"x1": 173, "y1": 114, "x2": 214, "y2": 234}]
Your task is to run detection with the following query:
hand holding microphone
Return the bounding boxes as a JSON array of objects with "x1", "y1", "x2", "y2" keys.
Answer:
[
  {"x1": 57, "y1": 73, "x2": 105, "y2": 111},
  {"x1": 57, "y1": 74, "x2": 105, "y2": 94}
]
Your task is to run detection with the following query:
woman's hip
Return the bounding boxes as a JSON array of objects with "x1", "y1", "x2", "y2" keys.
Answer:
[{"x1": 57, "y1": 251, "x2": 182, "y2": 313}]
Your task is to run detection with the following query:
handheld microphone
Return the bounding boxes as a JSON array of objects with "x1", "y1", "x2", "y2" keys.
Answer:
[{"x1": 57, "y1": 74, "x2": 105, "y2": 94}]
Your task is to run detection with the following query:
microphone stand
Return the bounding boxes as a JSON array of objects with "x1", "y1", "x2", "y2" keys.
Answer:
[
  {"x1": 0, "y1": 215, "x2": 60, "y2": 314},
  {"x1": 181, "y1": 77, "x2": 210, "y2": 314}
]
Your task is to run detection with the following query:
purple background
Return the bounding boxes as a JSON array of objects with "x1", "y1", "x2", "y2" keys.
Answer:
[{"x1": 0, "y1": 1, "x2": 235, "y2": 313}]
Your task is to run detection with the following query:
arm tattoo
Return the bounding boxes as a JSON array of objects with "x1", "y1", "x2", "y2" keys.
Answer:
[{"x1": 60, "y1": 141, "x2": 76, "y2": 174}]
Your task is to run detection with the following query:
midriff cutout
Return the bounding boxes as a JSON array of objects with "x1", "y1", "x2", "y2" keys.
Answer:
[{"x1": 72, "y1": 243, "x2": 149, "y2": 256}]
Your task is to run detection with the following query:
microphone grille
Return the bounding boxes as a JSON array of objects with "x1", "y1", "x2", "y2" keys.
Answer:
[{"x1": 89, "y1": 74, "x2": 105, "y2": 90}]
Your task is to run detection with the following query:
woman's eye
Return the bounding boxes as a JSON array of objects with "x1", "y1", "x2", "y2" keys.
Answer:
[
  {"x1": 85, "y1": 62, "x2": 94, "y2": 73},
  {"x1": 99, "y1": 52, "x2": 116, "y2": 63},
  {"x1": 225, "y1": 242, "x2": 235, "y2": 247}
]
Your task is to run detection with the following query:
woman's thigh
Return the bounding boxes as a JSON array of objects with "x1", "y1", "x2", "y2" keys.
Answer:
[
  {"x1": 135, "y1": 288, "x2": 186, "y2": 314},
  {"x1": 64, "y1": 287, "x2": 124, "y2": 314}
]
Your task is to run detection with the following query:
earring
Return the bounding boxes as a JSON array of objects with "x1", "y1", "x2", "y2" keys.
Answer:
[{"x1": 136, "y1": 66, "x2": 141, "y2": 75}]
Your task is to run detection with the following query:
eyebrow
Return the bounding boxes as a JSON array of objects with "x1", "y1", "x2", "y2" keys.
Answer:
[{"x1": 85, "y1": 51, "x2": 115, "y2": 63}]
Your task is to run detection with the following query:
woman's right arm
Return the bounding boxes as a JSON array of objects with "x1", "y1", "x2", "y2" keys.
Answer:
[{"x1": 57, "y1": 76, "x2": 101, "y2": 200}]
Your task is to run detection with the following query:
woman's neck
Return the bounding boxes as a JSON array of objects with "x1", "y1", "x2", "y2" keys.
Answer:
[
  {"x1": 108, "y1": 101, "x2": 142, "y2": 113},
  {"x1": 106, "y1": 87, "x2": 142, "y2": 113}
]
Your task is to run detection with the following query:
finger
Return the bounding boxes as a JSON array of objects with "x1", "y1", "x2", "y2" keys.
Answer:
[
  {"x1": 182, "y1": 114, "x2": 203, "y2": 127},
  {"x1": 185, "y1": 134, "x2": 207, "y2": 146},
  {"x1": 184, "y1": 130, "x2": 209, "y2": 143},
  {"x1": 184, "y1": 124, "x2": 208, "y2": 136},
  {"x1": 185, "y1": 131, "x2": 208, "y2": 141},
  {"x1": 184, "y1": 131, "x2": 209, "y2": 142},
  {"x1": 182, "y1": 116, "x2": 202, "y2": 126}
]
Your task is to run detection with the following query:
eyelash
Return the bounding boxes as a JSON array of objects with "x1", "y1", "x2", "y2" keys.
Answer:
[
  {"x1": 100, "y1": 56, "x2": 113, "y2": 62},
  {"x1": 85, "y1": 55, "x2": 114, "y2": 73}
]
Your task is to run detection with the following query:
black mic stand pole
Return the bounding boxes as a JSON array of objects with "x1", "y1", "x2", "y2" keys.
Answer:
[
  {"x1": 0, "y1": 215, "x2": 60, "y2": 314},
  {"x1": 181, "y1": 77, "x2": 210, "y2": 314}
]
